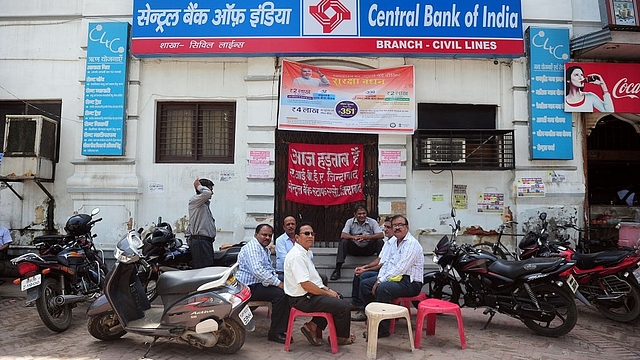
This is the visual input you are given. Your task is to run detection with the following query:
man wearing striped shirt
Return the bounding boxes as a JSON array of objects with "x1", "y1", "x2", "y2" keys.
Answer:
[{"x1": 237, "y1": 224, "x2": 290, "y2": 344}]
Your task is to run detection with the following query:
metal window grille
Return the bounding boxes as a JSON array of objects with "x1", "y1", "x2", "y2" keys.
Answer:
[
  {"x1": 413, "y1": 130, "x2": 515, "y2": 170},
  {"x1": 156, "y1": 102, "x2": 235, "y2": 163}
]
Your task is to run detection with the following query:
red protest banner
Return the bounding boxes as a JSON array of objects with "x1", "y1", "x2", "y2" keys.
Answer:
[{"x1": 286, "y1": 143, "x2": 364, "y2": 206}]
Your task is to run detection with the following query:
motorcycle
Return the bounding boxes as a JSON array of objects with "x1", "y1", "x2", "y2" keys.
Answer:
[
  {"x1": 87, "y1": 230, "x2": 254, "y2": 357},
  {"x1": 518, "y1": 212, "x2": 640, "y2": 323},
  {"x1": 138, "y1": 222, "x2": 245, "y2": 301},
  {"x1": 423, "y1": 209, "x2": 581, "y2": 337},
  {"x1": 11, "y1": 208, "x2": 107, "y2": 332}
]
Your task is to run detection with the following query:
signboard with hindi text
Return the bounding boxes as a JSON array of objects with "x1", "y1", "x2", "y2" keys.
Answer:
[{"x1": 286, "y1": 143, "x2": 364, "y2": 206}]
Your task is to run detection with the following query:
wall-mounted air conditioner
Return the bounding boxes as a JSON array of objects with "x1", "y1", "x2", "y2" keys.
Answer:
[
  {"x1": 420, "y1": 138, "x2": 466, "y2": 164},
  {"x1": 1, "y1": 115, "x2": 57, "y2": 180}
]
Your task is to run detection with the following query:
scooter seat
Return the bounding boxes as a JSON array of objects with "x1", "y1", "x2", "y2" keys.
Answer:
[
  {"x1": 156, "y1": 267, "x2": 229, "y2": 295},
  {"x1": 572, "y1": 250, "x2": 632, "y2": 270},
  {"x1": 488, "y1": 257, "x2": 564, "y2": 279}
]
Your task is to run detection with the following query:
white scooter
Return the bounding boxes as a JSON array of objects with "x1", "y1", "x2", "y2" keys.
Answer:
[{"x1": 86, "y1": 230, "x2": 254, "y2": 357}]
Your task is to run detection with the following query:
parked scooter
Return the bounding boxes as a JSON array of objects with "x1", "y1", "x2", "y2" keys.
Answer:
[
  {"x1": 11, "y1": 208, "x2": 107, "y2": 332},
  {"x1": 138, "y1": 222, "x2": 245, "y2": 301},
  {"x1": 87, "y1": 230, "x2": 254, "y2": 356},
  {"x1": 518, "y1": 212, "x2": 640, "y2": 322},
  {"x1": 423, "y1": 209, "x2": 581, "y2": 337}
]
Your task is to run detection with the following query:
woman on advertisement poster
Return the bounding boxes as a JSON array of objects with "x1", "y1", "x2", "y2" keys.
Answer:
[{"x1": 565, "y1": 65, "x2": 614, "y2": 112}]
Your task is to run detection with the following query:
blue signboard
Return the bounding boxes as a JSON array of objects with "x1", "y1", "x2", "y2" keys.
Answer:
[
  {"x1": 131, "y1": 0, "x2": 524, "y2": 57},
  {"x1": 82, "y1": 22, "x2": 130, "y2": 156},
  {"x1": 527, "y1": 27, "x2": 572, "y2": 160}
]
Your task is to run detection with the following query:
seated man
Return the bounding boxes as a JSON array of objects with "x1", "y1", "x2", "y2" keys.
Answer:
[
  {"x1": 275, "y1": 215, "x2": 327, "y2": 284},
  {"x1": 331, "y1": 205, "x2": 384, "y2": 280},
  {"x1": 350, "y1": 216, "x2": 393, "y2": 321},
  {"x1": 237, "y1": 224, "x2": 290, "y2": 344},
  {"x1": 360, "y1": 215, "x2": 424, "y2": 338},
  {"x1": 284, "y1": 222, "x2": 355, "y2": 346}
]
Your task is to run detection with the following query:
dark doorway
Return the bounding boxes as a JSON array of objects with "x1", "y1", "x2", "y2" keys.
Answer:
[{"x1": 274, "y1": 130, "x2": 379, "y2": 247}]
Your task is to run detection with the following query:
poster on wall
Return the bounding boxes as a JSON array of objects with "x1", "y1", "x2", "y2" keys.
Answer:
[
  {"x1": 516, "y1": 177, "x2": 545, "y2": 197},
  {"x1": 379, "y1": 150, "x2": 402, "y2": 178},
  {"x1": 286, "y1": 143, "x2": 364, "y2": 206},
  {"x1": 278, "y1": 60, "x2": 415, "y2": 134},
  {"x1": 526, "y1": 27, "x2": 572, "y2": 160},
  {"x1": 454, "y1": 184, "x2": 468, "y2": 210},
  {"x1": 564, "y1": 62, "x2": 640, "y2": 113},
  {"x1": 612, "y1": 0, "x2": 638, "y2": 26},
  {"x1": 248, "y1": 150, "x2": 270, "y2": 178},
  {"x1": 131, "y1": 0, "x2": 524, "y2": 57},
  {"x1": 477, "y1": 192, "x2": 504, "y2": 213}
]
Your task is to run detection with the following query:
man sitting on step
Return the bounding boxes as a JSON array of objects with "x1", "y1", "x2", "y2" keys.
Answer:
[{"x1": 330, "y1": 205, "x2": 384, "y2": 280}]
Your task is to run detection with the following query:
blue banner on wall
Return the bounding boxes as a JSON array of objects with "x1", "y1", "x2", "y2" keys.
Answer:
[
  {"x1": 527, "y1": 27, "x2": 572, "y2": 160},
  {"x1": 131, "y1": 0, "x2": 524, "y2": 57},
  {"x1": 82, "y1": 22, "x2": 130, "y2": 156}
]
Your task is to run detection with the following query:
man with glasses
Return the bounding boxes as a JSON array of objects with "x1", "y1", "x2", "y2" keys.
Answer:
[
  {"x1": 330, "y1": 205, "x2": 384, "y2": 280},
  {"x1": 284, "y1": 222, "x2": 355, "y2": 346},
  {"x1": 359, "y1": 215, "x2": 424, "y2": 338},
  {"x1": 237, "y1": 224, "x2": 291, "y2": 344},
  {"x1": 349, "y1": 216, "x2": 393, "y2": 321}
]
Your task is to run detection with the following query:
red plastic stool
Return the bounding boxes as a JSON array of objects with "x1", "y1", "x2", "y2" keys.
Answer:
[
  {"x1": 414, "y1": 299, "x2": 467, "y2": 349},
  {"x1": 284, "y1": 307, "x2": 339, "y2": 354},
  {"x1": 389, "y1": 293, "x2": 427, "y2": 334}
]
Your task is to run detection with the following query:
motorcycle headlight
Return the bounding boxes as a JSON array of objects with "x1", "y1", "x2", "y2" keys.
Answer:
[
  {"x1": 114, "y1": 231, "x2": 143, "y2": 264},
  {"x1": 432, "y1": 254, "x2": 441, "y2": 264}
]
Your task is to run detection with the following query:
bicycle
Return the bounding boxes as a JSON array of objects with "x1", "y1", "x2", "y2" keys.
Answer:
[
  {"x1": 472, "y1": 221, "x2": 522, "y2": 260},
  {"x1": 557, "y1": 223, "x2": 618, "y2": 254}
]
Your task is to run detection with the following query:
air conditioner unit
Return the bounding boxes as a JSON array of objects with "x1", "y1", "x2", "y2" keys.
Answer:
[
  {"x1": 420, "y1": 138, "x2": 466, "y2": 164},
  {"x1": 1, "y1": 115, "x2": 57, "y2": 180}
]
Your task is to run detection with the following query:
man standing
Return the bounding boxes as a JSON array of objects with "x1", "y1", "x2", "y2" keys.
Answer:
[
  {"x1": 284, "y1": 222, "x2": 354, "y2": 346},
  {"x1": 349, "y1": 216, "x2": 393, "y2": 321},
  {"x1": 0, "y1": 225, "x2": 12, "y2": 260},
  {"x1": 237, "y1": 224, "x2": 290, "y2": 344},
  {"x1": 331, "y1": 205, "x2": 384, "y2": 280},
  {"x1": 360, "y1": 215, "x2": 424, "y2": 338},
  {"x1": 186, "y1": 178, "x2": 216, "y2": 268}
]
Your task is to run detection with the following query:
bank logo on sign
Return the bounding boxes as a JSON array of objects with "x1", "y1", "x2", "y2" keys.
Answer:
[{"x1": 304, "y1": 0, "x2": 357, "y2": 35}]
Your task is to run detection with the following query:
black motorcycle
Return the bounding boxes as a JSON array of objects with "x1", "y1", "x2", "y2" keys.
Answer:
[
  {"x1": 138, "y1": 222, "x2": 244, "y2": 301},
  {"x1": 11, "y1": 208, "x2": 107, "y2": 332},
  {"x1": 422, "y1": 209, "x2": 581, "y2": 337}
]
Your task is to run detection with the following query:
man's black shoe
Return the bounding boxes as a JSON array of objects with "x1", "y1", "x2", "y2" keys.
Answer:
[
  {"x1": 330, "y1": 269, "x2": 340, "y2": 280},
  {"x1": 268, "y1": 332, "x2": 289, "y2": 344}
]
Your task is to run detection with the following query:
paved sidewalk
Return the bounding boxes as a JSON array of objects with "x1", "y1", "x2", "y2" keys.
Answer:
[{"x1": 1, "y1": 277, "x2": 639, "y2": 360}]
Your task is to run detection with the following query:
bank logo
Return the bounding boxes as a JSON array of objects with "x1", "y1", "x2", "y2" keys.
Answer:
[{"x1": 304, "y1": 0, "x2": 357, "y2": 36}]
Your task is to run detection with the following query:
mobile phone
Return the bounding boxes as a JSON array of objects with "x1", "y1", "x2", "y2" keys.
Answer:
[{"x1": 587, "y1": 75, "x2": 598, "y2": 83}]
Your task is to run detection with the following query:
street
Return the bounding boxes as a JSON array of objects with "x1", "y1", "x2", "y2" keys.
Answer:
[{"x1": 1, "y1": 277, "x2": 639, "y2": 360}]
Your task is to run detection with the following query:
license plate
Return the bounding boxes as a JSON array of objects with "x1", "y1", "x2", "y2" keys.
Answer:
[
  {"x1": 566, "y1": 274, "x2": 579, "y2": 294},
  {"x1": 21, "y1": 274, "x2": 41, "y2": 291},
  {"x1": 238, "y1": 305, "x2": 253, "y2": 326}
]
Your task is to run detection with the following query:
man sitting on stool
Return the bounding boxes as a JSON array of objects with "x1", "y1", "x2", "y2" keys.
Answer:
[{"x1": 330, "y1": 205, "x2": 384, "y2": 280}]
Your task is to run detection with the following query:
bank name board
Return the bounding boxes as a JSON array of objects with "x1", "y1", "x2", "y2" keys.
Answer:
[{"x1": 132, "y1": 0, "x2": 524, "y2": 56}]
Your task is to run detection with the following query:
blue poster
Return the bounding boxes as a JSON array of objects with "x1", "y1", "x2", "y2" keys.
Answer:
[
  {"x1": 527, "y1": 27, "x2": 572, "y2": 160},
  {"x1": 82, "y1": 22, "x2": 130, "y2": 156}
]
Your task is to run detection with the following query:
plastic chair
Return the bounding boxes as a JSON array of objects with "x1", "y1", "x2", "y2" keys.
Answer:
[
  {"x1": 284, "y1": 307, "x2": 339, "y2": 354},
  {"x1": 414, "y1": 298, "x2": 467, "y2": 349},
  {"x1": 364, "y1": 302, "x2": 415, "y2": 359},
  {"x1": 247, "y1": 300, "x2": 271, "y2": 318},
  {"x1": 389, "y1": 293, "x2": 427, "y2": 333}
]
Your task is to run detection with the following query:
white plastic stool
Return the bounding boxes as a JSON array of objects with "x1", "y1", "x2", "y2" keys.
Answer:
[{"x1": 364, "y1": 302, "x2": 415, "y2": 359}]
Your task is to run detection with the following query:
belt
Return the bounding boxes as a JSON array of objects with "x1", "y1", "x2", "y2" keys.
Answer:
[{"x1": 189, "y1": 234, "x2": 215, "y2": 242}]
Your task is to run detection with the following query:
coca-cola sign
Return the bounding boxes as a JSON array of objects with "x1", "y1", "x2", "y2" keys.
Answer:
[{"x1": 564, "y1": 62, "x2": 640, "y2": 113}]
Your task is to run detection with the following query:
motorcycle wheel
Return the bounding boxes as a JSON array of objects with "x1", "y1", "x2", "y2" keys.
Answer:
[
  {"x1": 212, "y1": 318, "x2": 246, "y2": 354},
  {"x1": 417, "y1": 272, "x2": 462, "y2": 308},
  {"x1": 35, "y1": 277, "x2": 73, "y2": 332},
  {"x1": 472, "y1": 242, "x2": 508, "y2": 260},
  {"x1": 594, "y1": 280, "x2": 640, "y2": 323},
  {"x1": 522, "y1": 283, "x2": 577, "y2": 337},
  {"x1": 87, "y1": 312, "x2": 127, "y2": 341}
]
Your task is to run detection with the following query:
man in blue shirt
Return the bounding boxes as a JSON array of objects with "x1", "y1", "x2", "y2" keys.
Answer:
[
  {"x1": 0, "y1": 225, "x2": 12, "y2": 260},
  {"x1": 237, "y1": 224, "x2": 290, "y2": 344}
]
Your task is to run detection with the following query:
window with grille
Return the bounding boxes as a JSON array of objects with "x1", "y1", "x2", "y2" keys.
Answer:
[
  {"x1": 156, "y1": 102, "x2": 236, "y2": 163},
  {"x1": 413, "y1": 104, "x2": 515, "y2": 170}
]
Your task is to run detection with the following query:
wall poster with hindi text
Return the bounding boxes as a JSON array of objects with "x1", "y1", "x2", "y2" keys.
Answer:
[
  {"x1": 286, "y1": 143, "x2": 364, "y2": 206},
  {"x1": 278, "y1": 60, "x2": 415, "y2": 134}
]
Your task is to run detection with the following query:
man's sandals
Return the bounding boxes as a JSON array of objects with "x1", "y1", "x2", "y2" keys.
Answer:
[{"x1": 301, "y1": 322, "x2": 355, "y2": 346}]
